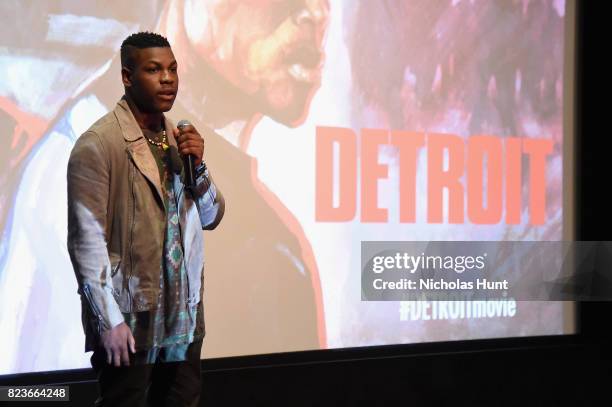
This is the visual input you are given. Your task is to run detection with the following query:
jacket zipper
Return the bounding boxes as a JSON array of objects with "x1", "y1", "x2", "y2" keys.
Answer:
[
  {"x1": 82, "y1": 284, "x2": 104, "y2": 334},
  {"x1": 127, "y1": 152, "x2": 136, "y2": 312}
]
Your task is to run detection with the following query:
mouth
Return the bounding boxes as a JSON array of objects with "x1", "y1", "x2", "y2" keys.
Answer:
[
  {"x1": 284, "y1": 44, "x2": 323, "y2": 84},
  {"x1": 157, "y1": 90, "x2": 177, "y2": 101}
]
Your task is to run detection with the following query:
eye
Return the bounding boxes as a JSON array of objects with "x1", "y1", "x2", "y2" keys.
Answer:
[{"x1": 146, "y1": 67, "x2": 159, "y2": 73}]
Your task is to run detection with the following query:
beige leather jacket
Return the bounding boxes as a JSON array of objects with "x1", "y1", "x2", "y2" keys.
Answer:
[{"x1": 67, "y1": 98, "x2": 224, "y2": 349}]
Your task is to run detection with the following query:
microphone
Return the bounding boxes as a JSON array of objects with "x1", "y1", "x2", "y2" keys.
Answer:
[{"x1": 176, "y1": 119, "x2": 196, "y2": 190}]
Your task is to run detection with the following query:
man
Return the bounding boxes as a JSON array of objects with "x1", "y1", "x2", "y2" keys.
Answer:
[{"x1": 67, "y1": 31, "x2": 224, "y2": 406}]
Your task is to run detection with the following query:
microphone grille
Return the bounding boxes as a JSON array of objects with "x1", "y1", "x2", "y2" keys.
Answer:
[{"x1": 177, "y1": 119, "x2": 191, "y2": 130}]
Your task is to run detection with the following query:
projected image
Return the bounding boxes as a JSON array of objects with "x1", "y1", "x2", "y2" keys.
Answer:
[{"x1": 0, "y1": 0, "x2": 570, "y2": 374}]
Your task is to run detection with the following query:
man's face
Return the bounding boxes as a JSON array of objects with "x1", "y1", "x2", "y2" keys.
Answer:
[
  {"x1": 122, "y1": 47, "x2": 179, "y2": 113},
  {"x1": 184, "y1": 0, "x2": 330, "y2": 126}
]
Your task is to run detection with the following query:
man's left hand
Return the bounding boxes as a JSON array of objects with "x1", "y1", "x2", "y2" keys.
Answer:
[{"x1": 174, "y1": 124, "x2": 204, "y2": 166}]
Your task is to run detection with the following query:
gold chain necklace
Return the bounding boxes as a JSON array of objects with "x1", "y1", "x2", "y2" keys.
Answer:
[{"x1": 144, "y1": 129, "x2": 169, "y2": 151}]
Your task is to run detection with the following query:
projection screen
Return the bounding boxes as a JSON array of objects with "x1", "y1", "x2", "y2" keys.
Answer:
[{"x1": 0, "y1": 0, "x2": 575, "y2": 374}]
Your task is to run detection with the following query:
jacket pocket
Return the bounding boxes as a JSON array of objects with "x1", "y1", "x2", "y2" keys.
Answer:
[{"x1": 109, "y1": 253, "x2": 130, "y2": 311}]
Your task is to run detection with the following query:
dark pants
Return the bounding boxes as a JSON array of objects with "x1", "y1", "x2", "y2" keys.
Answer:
[{"x1": 90, "y1": 340, "x2": 203, "y2": 407}]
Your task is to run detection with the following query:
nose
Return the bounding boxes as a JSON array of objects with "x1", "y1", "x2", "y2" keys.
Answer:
[{"x1": 160, "y1": 69, "x2": 175, "y2": 84}]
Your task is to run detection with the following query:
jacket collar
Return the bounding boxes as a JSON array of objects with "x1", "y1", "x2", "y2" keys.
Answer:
[
  {"x1": 114, "y1": 97, "x2": 140, "y2": 141},
  {"x1": 115, "y1": 97, "x2": 178, "y2": 147}
]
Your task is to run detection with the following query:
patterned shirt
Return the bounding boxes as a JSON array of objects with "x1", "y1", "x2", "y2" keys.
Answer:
[{"x1": 123, "y1": 127, "x2": 204, "y2": 363}]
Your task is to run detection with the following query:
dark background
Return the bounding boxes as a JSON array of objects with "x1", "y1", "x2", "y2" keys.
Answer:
[{"x1": 1, "y1": 2, "x2": 609, "y2": 405}]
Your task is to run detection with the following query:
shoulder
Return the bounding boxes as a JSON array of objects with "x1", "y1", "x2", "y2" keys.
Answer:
[
  {"x1": 71, "y1": 110, "x2": 123, "y2": 157},
  {"x1": 69, "y1": 117, "x2": 121, "y2": 171},
  {"x1": 86, "y1": 110, "x2": 121, "y2": 142}
]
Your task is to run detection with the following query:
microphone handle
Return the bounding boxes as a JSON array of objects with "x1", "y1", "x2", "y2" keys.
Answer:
[{"x1": 183, "y1": 154, "x2": 197, "y2": 190}]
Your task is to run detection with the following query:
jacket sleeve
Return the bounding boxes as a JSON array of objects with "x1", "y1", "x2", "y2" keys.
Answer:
[
  {"x1": 67, "y1": 131, "x2": 124, "y2": 333},
  {"x1": 192, "y1": 162, "x2": 225, "y2": 230}
]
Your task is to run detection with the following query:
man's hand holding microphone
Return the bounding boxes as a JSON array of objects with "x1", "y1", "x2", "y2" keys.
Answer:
[{"x1": 175, "y1": 120, "x2": 205, "y2": 190}]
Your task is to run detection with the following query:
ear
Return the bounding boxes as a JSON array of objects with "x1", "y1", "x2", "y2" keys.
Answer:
[{"x1": 121, "y1": 67, "x2": 132, "y2": 87}]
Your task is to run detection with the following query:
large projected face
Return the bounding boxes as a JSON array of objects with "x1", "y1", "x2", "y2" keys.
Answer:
[{"x1": 183, "y1": 0, "x2": 330, "y2": 125}]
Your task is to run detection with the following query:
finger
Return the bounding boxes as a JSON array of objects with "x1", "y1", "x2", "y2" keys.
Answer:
[
  {"x1": 178, "y1": 128, "x2": 201, "y2": 137},
  {"x1": 179, "y1": 148, "x2": 204, "y2": 160},
  {"x1": 106, "y1": 347, "x2": 112, "y2": 365},
  {"x1": 121, "y1": 344, "x2": 130, "y2": 367},
  {"x1": 176, "y1": 136, "x2": 204, "y2": 144},
  {"x1": 178, "y1": 142, "x2": 204, "y2": 152},
  {"x1": 178, "y1": 137, "x2": 204, "y2": 146},
  {"x1": 179, "y1": 141, "x2": 203, "y2": 150},
  {"x1": 177, "y1": 134, "x2": 202, "y2": 146},
  {"x1": 129, "y1": 333, "x2": 136, "y2": 354},
  {"x1": 172, "y1": 128, "x2": 180, "y2": 138},
  {"x1": 112, "y1": 348, "x2": 121, "y2": 367}
]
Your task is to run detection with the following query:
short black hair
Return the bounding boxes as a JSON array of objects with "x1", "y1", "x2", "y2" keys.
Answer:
[{"x1": 120, "y1": 31, "x2": 171, "y2": 69}]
